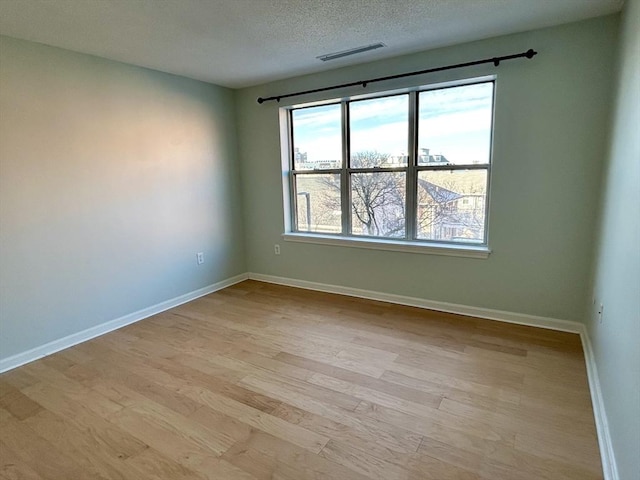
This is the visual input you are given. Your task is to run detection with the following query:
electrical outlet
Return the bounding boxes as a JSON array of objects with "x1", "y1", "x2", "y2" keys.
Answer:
[
  {"x1": 196, "y1": 252, "x2": 204, "y2": 265},
  {"x1": 274, "y1": 244, "x2": 281, "y2": 255},
  {"x1": 598, "y1": 303, "x2": 604, "y2": 323}
]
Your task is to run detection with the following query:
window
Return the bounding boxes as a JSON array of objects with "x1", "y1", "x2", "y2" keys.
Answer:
[{"x1": 285, "y1": 79, "x2": 494, "y2": 255}]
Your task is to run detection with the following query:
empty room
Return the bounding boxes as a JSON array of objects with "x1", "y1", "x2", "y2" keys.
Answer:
[{"x1": 0, "y1": 0, "x2": 638, "y2": 479}]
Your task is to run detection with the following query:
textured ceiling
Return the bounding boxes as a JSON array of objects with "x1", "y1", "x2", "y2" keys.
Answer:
[{"x1": 0, "y1": 0, "x2": 623, "y2": 88}]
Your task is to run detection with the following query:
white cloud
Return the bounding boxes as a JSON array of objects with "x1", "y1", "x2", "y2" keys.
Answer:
[{"x1": 292, "y1": 82, "x2": 494, "y2": 164}]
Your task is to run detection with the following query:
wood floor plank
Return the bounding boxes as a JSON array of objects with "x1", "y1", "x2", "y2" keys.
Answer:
[
  {"x1": 19, "y1": 381, "x2": 148, "y2": 460},
  {"x1": 308, "y1": 372, "x2": 443, "y2": 416},
  {"x1": 145, "y1": 356, "x2": 285, "y2": 414},
  {"x1": 274, "y1": 351, "x2": 442, "y2": 406},
  {"x1": 220, "y1": 443, "x2": 284, "y2": 480},
  {"x1": 187, "y1": 405, "x2": 253, "y2": 445},
  {"x1": 319, "y1": 439, "x2": 414, "y2": 480},
  {"x1": 0, "y1": 369, "x2": 40, "y2": 390},
  {"x1": 0, "y1": 438, "x2": 46, "y2": 480},
  {"x1": 514, "y1": 430, "x2": 602, "y2": 474},
  {"x1": 0, "y1": 384, "x2": 43, "y2": 421},
  {"x1": 106, "y1": 399, "x2": 254, "y2": 480},
  {"x1": 0, "y1": 280, "x2": 603, "y2": 479},
  {"x1": 228, "y1": 350, "x2": 315, "y2": 381},
  {"x1": 382, "y1": 361, "x2": 522, "y2": 403},
  {"x1": 166, "y1": 377, "x2": 330, "y2": 454},
  {"x1": 477, "y1": 437, "x2": 603, "y2": 480},
  {"x1": 72, "y1": 358, "x2": 203, "y2": 417},
  {"x1": 20, "y1": 361, "x2": 124, "y2": 419},
  {"x1": 438, "y1": 397, "x2": 598, "y2": 440},
  {"x1": 240, "y1": 370, "x2": 363, "y2": 411},
  {"x1": 393, "y1": 350, "x2": 525, "y2": 389},
  {"x1": 354, "y1": 399, "x2": 516, "y2": 450},
  {"x1": 418, "y1": 435, "x2": 602, "y2": 480},
  {"x1": 223, "y1": 430, "x2": 372, "y2": 480},
  {"x1": 110, "y1": 398, "x2": 237, "y2": 457},
  {"x1": 123, "y1": 447, "x2": 206, "y2": 480},
  {"x1": 238, "y1": 371, "x2": 423, "y2": 454},
  {"x1": 0, "y1": 406, "x2": 13, "y2": 424},
  {"x1": 269, "y1": 396, "x2": 422, "y2": 455},
  {"x1": 23, "y1": 409, "x2": 140, "y2": 480},
  {"x1": 270, "y1": 401, "x2": 482, "y2": 480},
  {"x1": 1, "y1": 416, "x2": 107, "y2": 479}
]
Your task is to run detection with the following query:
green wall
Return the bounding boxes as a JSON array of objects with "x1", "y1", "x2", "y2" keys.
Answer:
[
  {"x1": 0, "y1": 36, "x2": 246, "y2": 360},
  {"x1": 587, "y1": 0, "x2": 640, "y2": 477},
  {"x1": 236, "y1": 16, "x2": 618, "y2": 322}
]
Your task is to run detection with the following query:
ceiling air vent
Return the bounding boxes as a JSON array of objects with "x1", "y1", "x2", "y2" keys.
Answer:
[{"x1": 317, "y1": 43, "x2": 385, "y2": 62}]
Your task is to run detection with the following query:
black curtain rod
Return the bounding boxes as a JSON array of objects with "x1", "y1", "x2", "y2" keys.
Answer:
[{"x1": 257, "y1": 48, "x2": 537, "y2": 104}]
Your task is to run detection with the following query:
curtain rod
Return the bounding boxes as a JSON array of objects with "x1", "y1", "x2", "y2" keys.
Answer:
[{"x1": 257, "y1": 48, "x2": 537, "y2": 104}]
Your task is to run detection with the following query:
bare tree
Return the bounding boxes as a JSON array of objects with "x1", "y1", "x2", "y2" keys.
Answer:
[
  {"x1": 311, "y1": 151, "x2": 486, "y2": 241},
  {"x1": 321, "y1": 151, "x2": 405, "y2": 237}
]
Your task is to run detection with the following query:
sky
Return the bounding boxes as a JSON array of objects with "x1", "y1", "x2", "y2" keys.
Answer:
[{"x1": 292, "y1": 82, "x2": 494, "y2": 166}]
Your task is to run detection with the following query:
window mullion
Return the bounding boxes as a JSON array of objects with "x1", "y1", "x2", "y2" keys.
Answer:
[
  {"x1": 289, "y1": 111, "x2": 299, "y2": 232},
  {"x1": 406, "y1": 91, "x2": 418, "y2": 241},
  {"x1": 341, "y1": 101, "x2": 350, "y2": 235},
  {"x1": 293, "y1": 169, "x2": 342, "y2": 175},
  {"x1": 415, "y1": 163, "x2": 489, "y2": 172},
  {"x1": 346, "y1": 167, "x2": 407, "y2": 174}
]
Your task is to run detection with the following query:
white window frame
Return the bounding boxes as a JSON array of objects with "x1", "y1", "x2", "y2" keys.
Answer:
[{"x1": 279, "y1": 76, "x2": 495, "y2": 259}]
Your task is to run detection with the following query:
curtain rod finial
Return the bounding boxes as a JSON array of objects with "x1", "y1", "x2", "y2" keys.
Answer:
[
  {"x1": 257, "y1": 97, "x2": 264, "y2": 104},
  {"x1": 526, "y1": 49, "x2": 537, "y2": 59}
]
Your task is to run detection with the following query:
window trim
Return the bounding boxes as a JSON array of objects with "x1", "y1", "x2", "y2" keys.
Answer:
[
  {"x1": 281, "y1": 76, "x2": 496, "y2": 258},
  {"x1": 282, "y1": 233, "x2": 491, "y2": 259}
]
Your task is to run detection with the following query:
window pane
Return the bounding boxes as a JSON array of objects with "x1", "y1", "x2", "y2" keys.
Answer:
[
  {"x1": 417, "y1": 169, "x2": 487, "y2": 243},
  {"x1": 295, "y1": 174, "x2": 341, "y2": 233},
  {"x1": 350, "y1": 95, "x2": 409, "y2": 168},
  {"x1": 292, "y1": 104, "x2": 342, "y2": 170},
  {"x1": 418, "y1": 83, "x2": 493, "y2": 166},
  {"x1": 351, "y1": 172, "x2": 405, "y2": 238}
]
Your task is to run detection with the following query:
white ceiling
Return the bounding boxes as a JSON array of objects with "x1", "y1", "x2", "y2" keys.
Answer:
[{"x1": 0, "y1": 0, "x2": 623, "y2": 88}]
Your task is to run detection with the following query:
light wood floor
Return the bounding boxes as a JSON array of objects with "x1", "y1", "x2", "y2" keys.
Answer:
[{"x1": 0, "y1": 280, "x2": 603, "y2": 480}]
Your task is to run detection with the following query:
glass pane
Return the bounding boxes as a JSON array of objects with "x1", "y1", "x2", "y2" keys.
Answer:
[
  {"x1": 350, "y1": 95, "x2": 409, "y2": 168},
  {"x1": 295, "y1": 174, "x2": 341, "y2": 233},
  {"x1": 417, "y1": 169, "x2": 487, "y2": 243},
  {"x1": 418, "y1": 83, "x2": 493, "y2": 166},
  {"x1": 292, "y1": 104, "x2": 342, "y2": 170},
  {"x1": 351, "y1": 172, "x2": 405, "y2": 238}
]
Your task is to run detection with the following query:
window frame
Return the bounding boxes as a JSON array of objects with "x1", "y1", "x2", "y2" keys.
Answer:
[{"x1": 282, "y1": 76, "x2": 495, "y2": 259}]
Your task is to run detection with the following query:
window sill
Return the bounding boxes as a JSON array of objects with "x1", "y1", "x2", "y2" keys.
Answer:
[{"x1": 282, "y1": 233, "x2": 491, "y2": 259}]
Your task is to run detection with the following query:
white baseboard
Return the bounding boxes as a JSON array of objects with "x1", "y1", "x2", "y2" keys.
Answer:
[
  {"x1": 0, "y1": 273, "x2": 248, "y2": 374},
  {"x1": 248, "y1": 272, "x2": 582, "y2": 333},
  {"x1": 579, "y1": 325, "x2": 619, "y2": 480}
]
